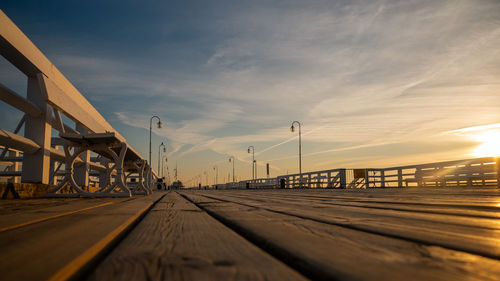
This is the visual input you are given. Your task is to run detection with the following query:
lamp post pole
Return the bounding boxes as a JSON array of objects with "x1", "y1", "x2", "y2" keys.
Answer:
[
  {"x1": 213, "y1": 165, "x2": 218, "y2": 186},
  {"x1": 291, "y1": 121, "x2": 302, "y2": 187},
  {"x1": 247, "y1": 146, "x2": 255, "y2": 181},
  {"x1": 149, "y1": 116, "x2": 162, "y2": 189},
  {"x1": 229, "y1": 156, "x2": 235, "y2": 183},
  {"x1": 162, "y1": 156, "x2": 168, "y2": 178},
  {"x1": 158, "y1": 142, "x2": 166, "y2": 179},
  {"x1": 255, "y1": 160, "x2": 257, "y2": 179}
]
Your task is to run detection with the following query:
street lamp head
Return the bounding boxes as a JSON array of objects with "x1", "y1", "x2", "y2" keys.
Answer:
[
  {"x1": 247, "y1": 148, "x2": 250, "y2": 153},
  {"x1": 290, "y1": 125, "x2": 295, "y2": 132},
  {"x1": 229, "y1": 158, "x2": 232, "y2": 162},
  {"x1": 157, "y1": 121, "x2": 162, "y2": 128}
]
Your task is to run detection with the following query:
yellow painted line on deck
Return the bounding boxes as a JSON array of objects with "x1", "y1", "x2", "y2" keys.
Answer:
[
  {"x1": 0, "y1": 202, "x2": 114, "y2": 233},
  {"x1": 47, "y1": 202, "x2": 154, "y2": 281}
]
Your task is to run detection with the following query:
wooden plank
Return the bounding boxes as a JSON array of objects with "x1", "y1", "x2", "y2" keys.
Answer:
[
  {"x1": 198, "y1": 190, "x2": 500, "y2": 260},
  {"x1": 230, "y1": 189, "x2": 500, "y2": 219},
  {"x1": 0, "y1": 193, "x2": 163, "y2": 281},
  {"x1": 0, "y1": 198, "x2": 127, "y2": 230},
  {"x1": 230, "y1": 188, "x2": 500, "y2": 220},
  {"x1": 88, "y1": 192, "x2": 306, "y2": 281},
  {"x1": 223, "y1": 188, "x2": 500, "y2": 210},
  {"x1": 181, "y1": 191, "x2": 500, "y2": 281},
  {"x1": 217, "y1": 192, "x2": 500, "y2": 234},
  {"x1": 245, "y1": 188, "x2": 500, "y2": 207}
]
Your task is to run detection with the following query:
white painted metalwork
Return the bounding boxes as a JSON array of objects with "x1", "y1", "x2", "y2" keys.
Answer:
[
  {"x1": 0, "y1": 10, "x2": 157, "y2": 197},
  {"x1": 216, "y1": 157, "x2": 498, "y2": 190}
]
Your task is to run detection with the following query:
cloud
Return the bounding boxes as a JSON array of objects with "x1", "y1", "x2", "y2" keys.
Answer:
[{"x1": 5, "y1": 0, "x2": 499, "y2": 180}]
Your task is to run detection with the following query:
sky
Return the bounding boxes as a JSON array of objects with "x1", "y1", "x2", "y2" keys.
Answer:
[{"x1": 1, "y1": 0, "x2": 500, "y2": 186}]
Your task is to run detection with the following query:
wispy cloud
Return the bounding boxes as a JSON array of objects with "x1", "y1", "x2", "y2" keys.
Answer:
[{"x1": 4, "y1": 0, "x2": 499, "y2": 181}]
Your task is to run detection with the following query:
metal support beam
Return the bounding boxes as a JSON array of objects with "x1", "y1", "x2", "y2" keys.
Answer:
[
  {"x1": 74, "y1": 123, "x2": 89, "y2": 187},
  {"x1": 6, "y1": 150, "x2": 20, "y2": 183}
]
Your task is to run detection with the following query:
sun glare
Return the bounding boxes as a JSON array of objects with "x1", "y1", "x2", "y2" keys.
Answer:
[{"x1": 472, "y1": 131, "x2": 500, "y2": 157}]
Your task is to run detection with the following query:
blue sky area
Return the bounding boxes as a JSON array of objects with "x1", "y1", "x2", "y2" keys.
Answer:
[{"x1": 1, "y1": 0, "x2": 500, "y2": 185}]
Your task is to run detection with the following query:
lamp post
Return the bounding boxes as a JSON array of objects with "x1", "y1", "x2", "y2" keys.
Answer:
[
  {"x1": 228, "y1": 156, "x2": 235, "y2": 183},
  {"x1": 290, "y1": 121, "x2": 302, "y2": 187},
  {"x1": 247, "y1": 146, "x2": 255, "y2": 181},
  {"x1": 149, "y1": 116, "x2": 162, "y2": 188},
  {"x1": 158, "y1": 142, "x2": 166, "y2": 178},
  {"x1": 213, "y1": 165, "x2": 218, "y2": 186},
  {"x1": 162, "y1": 156, "x2": 168, "y2": 178},
  {"x1": 166, "y1": 167, "x2": 170, "y2": 186},
  {"x1": 254, "y1": 160, "x2": 257, "y2": 179}
]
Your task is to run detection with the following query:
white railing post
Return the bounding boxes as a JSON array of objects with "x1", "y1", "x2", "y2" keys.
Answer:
[
  {"x1": 21, "y1": 76, "x2": 52, "y2": 184},
  {"x1": 340, "y1": 169, "x2": 346, "y2": 189},
  {"x1": 397, "y1": 168, "x2": 403, "y2": 187},
  {"x1": 365, "y1": 169, "x2": 370, "y2": 188}
]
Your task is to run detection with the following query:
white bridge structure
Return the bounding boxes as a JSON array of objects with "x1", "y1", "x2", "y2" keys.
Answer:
[{"x1": 0, "y1": 10, "x2": 157, "y2": 197}]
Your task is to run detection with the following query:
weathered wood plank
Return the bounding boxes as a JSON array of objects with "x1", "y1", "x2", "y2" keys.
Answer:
[
  {"x1": 244, "y1": 188, "x2": 500, "y2": 206},
  {"x1": 221, "y1": 191, "x2": 500, "y2": 222},
  {"x1": 198, "y1": 190, "x2": 500, "y2": 260},
  {"x1": 0, "y1": 193, "x2": 163, "y2": 281},
  {"x1": 0, "y1": 198, "x2": 129, "y2": 231},
  {"x1": 182, "y1": 191, "x2": 500, "y2": 281},
  {"x1": 87, "y1": 192, "x2": 306, "y2": 281},
  {"x1": 229, "y1": 190, "x2": 500, "y2": 219}
]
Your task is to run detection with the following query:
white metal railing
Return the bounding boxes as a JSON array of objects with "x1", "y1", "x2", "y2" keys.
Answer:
[
  {"x1": 212, "y1": 157, "x2": 498, "y2": 190},
  {"x1": 0, "y1": 10, "x2": 157, "y2": 197},
  {"x1": 365, "y1": 157, "x2": 499, "y2": 188},
  {"x1": 277, "y1": 168, "x2": 347, "y2": 189},
  {"x1": 247, "y1": 177, "x2": 278, "y2": 189}
]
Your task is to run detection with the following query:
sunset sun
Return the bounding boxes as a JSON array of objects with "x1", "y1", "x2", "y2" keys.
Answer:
[{"x1": 472, "y1": 131, "x2": 500, "y2": 157}]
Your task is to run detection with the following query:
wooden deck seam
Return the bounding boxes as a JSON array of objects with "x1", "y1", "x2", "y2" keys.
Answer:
[
  {"x1": 215, "y1": 193, "x2": 500, "y2": 228},
  {"x1": 178, "y1": 192, "x2": 333, "y2": 281},
  {"x1": 197, "y1": 193, "x2": 500, "y2": 261},
  {"x1": 47, "y1": 193, "x2": 167, "y2": 281},
  {"x1": 223, "y1": 192, "x2": 500, "y2": 216}
]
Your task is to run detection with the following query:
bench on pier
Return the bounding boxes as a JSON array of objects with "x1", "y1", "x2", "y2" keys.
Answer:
[{"x1": 46, "y1": 132, "x2": 151, "y2": 197}]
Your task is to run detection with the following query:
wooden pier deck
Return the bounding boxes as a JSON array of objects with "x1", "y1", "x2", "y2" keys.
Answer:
[{"x1": 1, "y1": 188, "x2": 500, "y2": 281}]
